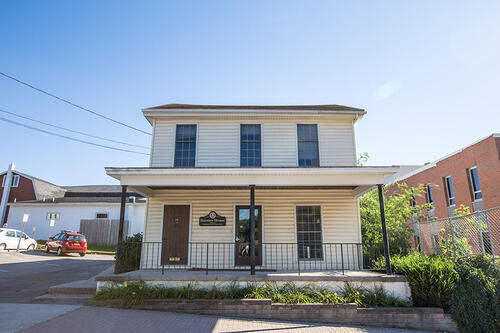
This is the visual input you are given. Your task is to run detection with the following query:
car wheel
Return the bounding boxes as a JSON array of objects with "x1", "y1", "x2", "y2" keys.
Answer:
[
  {"x1": 57, "y1": 247, "x2": 63, "y2": 256},
  {"x1": 27, "y1": 244, "x2": 35, "y2": 251},
  {"x1": 0, "y1": 243, "x2": 6, "y2": 251},
  {"x1": 79, "y1": 253, "x2": 86, "y2": 257}
]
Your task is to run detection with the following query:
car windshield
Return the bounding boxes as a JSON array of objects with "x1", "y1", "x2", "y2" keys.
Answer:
[{"x1": 67, "y1": 235, "x2": 85, "y2": 241}]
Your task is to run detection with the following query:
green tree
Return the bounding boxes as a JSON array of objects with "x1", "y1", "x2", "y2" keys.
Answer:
[{"x1": 360, "y1": 182, "x2": 432, "y2": 255}]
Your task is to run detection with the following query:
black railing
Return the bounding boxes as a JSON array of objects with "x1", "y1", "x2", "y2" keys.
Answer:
[{"x1": 119, "y1": 241, "x2": 381, "y2": 275}]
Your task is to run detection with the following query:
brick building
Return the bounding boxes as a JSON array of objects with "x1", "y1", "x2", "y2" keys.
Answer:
[{"x1": 396, "y1": 134, "x2": 500, "y2": 253}]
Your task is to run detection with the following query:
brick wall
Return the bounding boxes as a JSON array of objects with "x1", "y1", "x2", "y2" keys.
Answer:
[{"x1": 394, "y1": 135, "x2": 500, "y2": 251}]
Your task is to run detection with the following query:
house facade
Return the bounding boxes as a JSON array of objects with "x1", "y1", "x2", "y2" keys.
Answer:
[{"x1": 106, "y1": 104, "x2": 398, "y2": 272}]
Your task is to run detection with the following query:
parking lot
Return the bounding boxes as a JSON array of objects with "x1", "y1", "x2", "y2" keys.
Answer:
[{"x1": 0, "y1": 251, "x2": 113, "y2": 303}]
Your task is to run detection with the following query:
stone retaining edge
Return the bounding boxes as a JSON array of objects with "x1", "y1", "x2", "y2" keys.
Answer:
[{"x1": 86, "y1": 298, "x2": 458, "y2": 332}]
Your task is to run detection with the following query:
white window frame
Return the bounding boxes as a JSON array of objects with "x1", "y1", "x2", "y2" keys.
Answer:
[
  {"x1": 1, "y1": 177, "x2": 6, "y2": 187},
  {"x1": 46, "y1": 212, "x2": 60, "y2": 220},
  {"x1": 468, "y1": 167, "x2": 482, "y2": 201},
  {"x1": 444, "y1": 176, "x2": 455, "y2": 207},
  {"x1": 296, "y1": 123, "x2": 321, "y2": 167},
  {"x1": 173, "y1": 124, "x2": 198, "y2": 168},
  {"x1": 11, "y1": 175, "x2": 20, "y2": 187},
  {"x1": 294, "y1": 204, "x2": 324, "y2": 261},
  {"x1": 95, "y1": 212, "x2": 109, "y2": 219}
]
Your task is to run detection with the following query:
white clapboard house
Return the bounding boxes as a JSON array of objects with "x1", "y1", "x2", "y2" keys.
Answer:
[{"x1": 106, "y1": 104, "x2": 398, "y2": 273}]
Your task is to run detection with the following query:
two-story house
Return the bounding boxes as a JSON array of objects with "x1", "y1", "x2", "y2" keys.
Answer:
[{"x1": 106, "y1": 104, "x2": 398, "y2": 273}]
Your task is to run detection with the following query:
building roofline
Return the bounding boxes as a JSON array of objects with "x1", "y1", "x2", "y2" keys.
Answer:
[{"x1": 397, "y1": 133, "x2": 500, "y2": 181}]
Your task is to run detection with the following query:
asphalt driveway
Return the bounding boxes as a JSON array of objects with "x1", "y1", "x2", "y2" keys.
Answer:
[{"x1": 0, "y1": 251, "x2": 112, "y2": 303}]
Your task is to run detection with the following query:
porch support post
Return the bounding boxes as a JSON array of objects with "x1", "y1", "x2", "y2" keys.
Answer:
[
  {"x1": 114, "y1": 185, "x2": 127, "y2": 274},
  {"x1": 249, "y1": 184, "x2": 256, "y2": 275},
  {"x1": 377, "y1": 184, "x2": 392, "y2": 275}
]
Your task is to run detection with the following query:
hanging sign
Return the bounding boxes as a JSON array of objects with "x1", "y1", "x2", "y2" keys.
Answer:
[{"x1": 199, "y1": 211, "x2": 226, "y2": 226}]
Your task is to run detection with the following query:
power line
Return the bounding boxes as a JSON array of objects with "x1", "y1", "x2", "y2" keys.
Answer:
[
  {"x1": 0, "y1": 71, "x2": 151, "y2": 136},
  {"x1": 0, "y1": 116, "x2": 149, "y2": 156},
  {"x1": 0, "y1": 108, "x2": 149, "y2": 150}
]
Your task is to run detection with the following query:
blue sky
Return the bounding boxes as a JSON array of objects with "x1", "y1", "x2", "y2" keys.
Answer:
[{"x1": 1, "y1": 1, "x2": 499, "y2": 185}]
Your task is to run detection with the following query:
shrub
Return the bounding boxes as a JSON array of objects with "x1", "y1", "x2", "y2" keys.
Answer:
[
  {"x1": 115, "y1": 233, "x2": 142, "y2": 274},
  {"x1": 384, "y1": 252, "x2": 457, "y2": 310},
  {"x1": 94, "y1": 281, "x2": 409, "y2": 309},
  {"x1": 450, "y1": 255, "x2": 499, "y2": 333}
]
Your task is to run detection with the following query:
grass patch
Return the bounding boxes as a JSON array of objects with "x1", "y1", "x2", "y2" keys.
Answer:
[{"x1": 93, "y1": 281, "x2": 411, "y2": 309}]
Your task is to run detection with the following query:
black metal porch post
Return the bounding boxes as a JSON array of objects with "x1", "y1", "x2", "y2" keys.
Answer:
[
  {"x1": 377, "y1": 184, "x2": 392, "y2": 275},
  {"x1": 114, "y1": 185, "x2": 127, "y2": 274},
  {"x1": 249, "y1": 184, "x2": 256, "y2": 275}
]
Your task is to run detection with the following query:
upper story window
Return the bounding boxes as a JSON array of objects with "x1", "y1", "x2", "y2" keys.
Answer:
[
  {"x1": 297, "y1": 124, "x2": 319, "y2": 167},
  {"x1": 1, "y1": 175, "x2": 19, "y2": 187},
  {"x1": 469, "y1": 167, "x2": 482, "y2": 201},
  {"x1": 240, "y1": 124, "x2": 261, "y2": 167},
  {"x1": 47, "y1": 213, "x2": 60, "y2": 220},
  {"x1": 11, "y1": 175, "x2": 20, "y2": 187},
  {"x1": 426, "y1": 184, "x2": 434, "y2": 207},
  {"x1": 444, "y1": 176, "x2": 455, "y2": 206},
  {"x1": 174, "y1": 124, "x2": 197, "y2": 167}
]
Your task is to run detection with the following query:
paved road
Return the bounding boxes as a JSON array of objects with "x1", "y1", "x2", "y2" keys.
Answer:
[
  {"x1": 0, "y1": 251, "x2": 113, "y2": 303},
  {"x1": 13, "y1": 306, "x2": 431, "y2": 333}
]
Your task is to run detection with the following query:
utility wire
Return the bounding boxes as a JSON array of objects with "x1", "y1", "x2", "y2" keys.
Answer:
[
  {"x1": 0, "y1": 108, "x2": 149, "y2": 150},
  {"x1": 0, "y1": 116, "x2": 149, "y2": 156},
  {"x1": 0, "y1": 71, "x2": 151, "y2": 136}
]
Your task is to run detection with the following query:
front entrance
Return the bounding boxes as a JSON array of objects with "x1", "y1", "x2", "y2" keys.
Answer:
[
  {"x1": 161, "y1": 205, "x2": 190, "y2": 265},
  {"x1": 235, "y1": 205, "x2": 262, "y2": 266}
]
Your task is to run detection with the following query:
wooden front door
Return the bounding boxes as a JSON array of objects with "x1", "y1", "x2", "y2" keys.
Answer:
[
  {"x1": 235, "y1": 205, "x2": 262, "y2": 266},
  {"x1": 161, "y1": 205, "x2": 190, "y2": 265}
]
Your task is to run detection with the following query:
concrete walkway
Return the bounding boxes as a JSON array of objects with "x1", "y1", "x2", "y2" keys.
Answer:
[
  {"x1": 16, "y1": 306, "x2": 432, "y2": 333},
  {"x1": 0, "y1": 303, "x2": 79, "y2": 333}
]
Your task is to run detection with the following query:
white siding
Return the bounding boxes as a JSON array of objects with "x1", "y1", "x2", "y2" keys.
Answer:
[
  {"x1": 319, "y1": 121, "x2": 356, "y2": 166},
  {"x1": 6, "y1": 203, "x2": 145, "y2": 240},
  {"x1": 197, "y1": 123, "x2": 239, "y2": 167},
  {"x1": 142, "y1": 189, "x2": 360, "y2": 269},
  {"x1": 262, "y1": 123, "x2": 297, "y2": 166},
  {"x1": 150, "y1": 121, "x2": 175, "y2": 167},
  {"x1": 149, "y1": 120, "x2": 357, "y2": 168}
]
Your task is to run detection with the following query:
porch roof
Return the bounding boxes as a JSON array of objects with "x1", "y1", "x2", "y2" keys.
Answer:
[{"x1": 105, "y1": 166, "x2": 399, "y2": 197}]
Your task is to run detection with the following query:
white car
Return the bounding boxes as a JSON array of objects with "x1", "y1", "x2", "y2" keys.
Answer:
[{"x1": 0, "y1": 228, "x2": 37, "y2": 251}]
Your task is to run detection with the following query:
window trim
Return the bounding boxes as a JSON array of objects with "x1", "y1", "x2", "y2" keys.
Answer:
[
  {"x1": 296, "y1": 123, "x2": 321, "y2": 167},
  {"x1": 46, "y1": 212, "x2": 60, "y2": 220},
  {"x1": 239, "y1": 124, "x2": 262, "y2": 167},
  {"x1": 444, "y1": 176, "x2": 455, "y2": 207},
  {"x1": 468, "y1": 167, "x2": 482, "y2": 201},
  {"x1": 1, "y1": 176, "x2": 6, "y2": 187},
  {"x1": 95, "y1": 212, "x2": 109, "y2": 219},
  {"x1": 426, "y1": 183, "x2": 434, "y2": 206},
  {"x1": 294, "y1": 204, "x2": 324, "y2": 261},
  {"x1": 11, "y1": 175, "x2": 20, "y2": 187},
  {"x1": 173, "y1": 124, "x2": 198, "y2": 168}
]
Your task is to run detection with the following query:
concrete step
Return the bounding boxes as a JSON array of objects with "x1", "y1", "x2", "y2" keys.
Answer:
[
  {"x1": 48, "y1": 280, "x2": 96, "y2": 295},
  {"x1": 33, "y1": 293, "x2": 93, "y2": 305}
]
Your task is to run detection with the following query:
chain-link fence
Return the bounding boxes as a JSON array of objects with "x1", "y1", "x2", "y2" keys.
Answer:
[{"x1": 415, "y1": 206, "x2": 499, "y2": 266}]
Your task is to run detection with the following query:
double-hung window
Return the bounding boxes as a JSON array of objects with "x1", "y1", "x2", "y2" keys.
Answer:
[
  {"x1": 469, "y1": 167, "x2": 482, "y2": 200},
  {"x1": 297, "y1": 124, "x2": 319, "y2": 167},
  {"x1": 240, "y1": 124, "x2": 261, "y2": 167},
  {"x1": 11, "y1": 175, "x2": 19, "y2": 187},
  {"x1": 426, "y1": 184, "x2": 434, "y2": 206},
  {"x1": 174, "y1": 125, "x2": 197, "y2": 167},
  {"x1": 444, "y1": 176, "x2": 455, "y2": 206},
  {"x1": 296, "y1": 206, "x2": 323, "y2": 260}
]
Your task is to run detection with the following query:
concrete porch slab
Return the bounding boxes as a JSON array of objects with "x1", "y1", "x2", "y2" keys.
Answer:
[{"x1": 96, "y1": 269, "x2": 411, "y2": 301}]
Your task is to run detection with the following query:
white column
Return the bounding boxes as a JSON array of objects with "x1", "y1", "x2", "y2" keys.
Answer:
[{"x1": 0, "y1": 162, "x2": 15, "y2": 226}]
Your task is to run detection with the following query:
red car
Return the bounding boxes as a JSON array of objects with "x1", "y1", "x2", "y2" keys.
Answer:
[{"x1": 46, "y1": 231, "x2": 87, "y2": 257}]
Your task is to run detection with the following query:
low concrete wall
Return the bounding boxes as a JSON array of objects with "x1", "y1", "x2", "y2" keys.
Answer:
[
  {"x1": 96, "y1": 271, "x2": 412, "y2": 301},
  {"x1": 87, "y1": 298, "x2": 458, "y2": 332}
]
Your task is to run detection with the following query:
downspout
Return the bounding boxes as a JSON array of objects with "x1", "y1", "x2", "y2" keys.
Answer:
[{"x1": 0, "y1": 162, "x2": 15, "y2": 226}]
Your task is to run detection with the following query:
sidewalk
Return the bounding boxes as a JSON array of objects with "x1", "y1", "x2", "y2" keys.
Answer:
[{"x1": 16, "y1": 306, "x2": 432, "y2": 333}]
